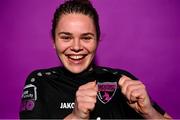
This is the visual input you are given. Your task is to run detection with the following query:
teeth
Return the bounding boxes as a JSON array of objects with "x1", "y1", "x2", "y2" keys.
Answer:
[{"x1": 69, "y1": 55, "x2": 84, "y2": 60}]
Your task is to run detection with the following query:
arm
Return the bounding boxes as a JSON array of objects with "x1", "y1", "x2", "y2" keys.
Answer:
[{"x1": 118, "y1": 75, "x2": 172, "y2": 119}]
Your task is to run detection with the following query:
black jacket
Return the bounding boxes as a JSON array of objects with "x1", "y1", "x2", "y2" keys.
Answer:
[{"x1": 20, "y1": 66, "x2": 165, "y2": 119}]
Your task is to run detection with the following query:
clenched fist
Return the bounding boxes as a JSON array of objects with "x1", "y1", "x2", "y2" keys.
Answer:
[
  {"x1": 72, "y1": 81, "x2": 97, "y2": 119},
  {"x1": 118, "y1": 75, "x2": 153, "y2": 115}
]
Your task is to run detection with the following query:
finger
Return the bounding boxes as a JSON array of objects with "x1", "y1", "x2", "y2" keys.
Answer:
[
  {"x1": 78, "y1": 102, "x2": 96, "y2": 112},
  {"x1": 120, "y1": 77, "x2": 142, "y2": 95},
  {"x1": 85, "y1": 102, "x2": 96, "y2": 112},
  {"x1": 118, "y1": 75, "x2": 129, "y2": 87},
  {"x1": 128, "y1": 86, "x2": 146, "y2": 104},
  {"x1": 77, "y1": 102, "x2": 89, "y2": 114},
  {"x1": 129, "y1": 89, "x2": 142, "y2": 103},
  {"x1": 76, "y1": 88, "x2": 97, "y2": 97},
  {"x1": 130, "y1": 89, "x2": 146, "y2": 105},
  {"x1": 77, "y1": 96, "x2": 97, "y2": 103},
  {"x1": 79, "y1": 81, "x2": 97, "y2": 90},
  {"x1": 126, "y1": 82, "x2": 145, "y2": 101}
]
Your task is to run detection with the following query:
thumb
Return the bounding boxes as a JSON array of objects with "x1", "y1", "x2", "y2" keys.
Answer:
[{"x1": 118, "y1": 75, "x2": 128, "y2": 88}]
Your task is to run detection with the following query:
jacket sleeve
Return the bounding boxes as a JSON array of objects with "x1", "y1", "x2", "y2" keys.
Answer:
[
  {"x1": 19, "y1": 71, "x2": 48, "y2": 119},
  {"x1": 151, "y1": 101, "x2": 165, "y2": 115}
]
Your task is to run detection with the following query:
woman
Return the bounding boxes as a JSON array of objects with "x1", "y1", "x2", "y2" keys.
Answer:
[{"x1": 20, "y1": 0, "x2": 172, "y2": 119}]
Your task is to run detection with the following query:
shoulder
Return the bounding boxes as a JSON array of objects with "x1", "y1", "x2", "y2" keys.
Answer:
[
  {"x1": 25, "y1": 66, "x2": 62, "y2": 85},
  {"x1": 22, "y1": 66, "x2": 62, "y2": 101},
  {"x1": 20, "y1": 67, "x2": 61, "y2": 115},
  {"x1": 95, "y1": 66, "x2": 138, "y2": 80}
]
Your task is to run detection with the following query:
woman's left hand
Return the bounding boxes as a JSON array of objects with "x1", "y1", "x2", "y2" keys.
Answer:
[
  {"x1": 118, "y1": 75, "x2": 153, "y2": 115},
  {"x1": 118, "y1": 75, "x2": 172, "y2": 119}
]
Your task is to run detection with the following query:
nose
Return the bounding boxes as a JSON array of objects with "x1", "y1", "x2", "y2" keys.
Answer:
[{"x1": 70, "y1": 39, "x2": 83, "y2": 52}]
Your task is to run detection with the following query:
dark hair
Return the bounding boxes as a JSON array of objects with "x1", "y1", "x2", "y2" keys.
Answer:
[{"x1": 51, "y1": 0, "x2": 100, "y2": 41}]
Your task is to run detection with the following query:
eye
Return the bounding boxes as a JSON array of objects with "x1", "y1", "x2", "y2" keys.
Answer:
[
  {"x1": 81, "y1": 36, "x2": 92, "y2": 41},
  {"x1": 60, "y1": 36, "x2": 72, "y2": 42}
]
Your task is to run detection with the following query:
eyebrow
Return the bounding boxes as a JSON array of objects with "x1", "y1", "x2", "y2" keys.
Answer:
[
  {"x1": 58, "y1": 32, "x2": 72, "y2": 36},
  {"x1": 58, "y1": 32, "x2": 95, "y2": 37},
  {"x1": 81, "y1": 33, "x2": 95, "y2": 37}
]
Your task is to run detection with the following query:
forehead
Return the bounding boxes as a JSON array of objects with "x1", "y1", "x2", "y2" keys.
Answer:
[
  {"x1": 56, "y1": 13, "x2": 96, "y2": 33},
  {"x1": 60, "y1": 13, "x2": 93, "y2": 23}
]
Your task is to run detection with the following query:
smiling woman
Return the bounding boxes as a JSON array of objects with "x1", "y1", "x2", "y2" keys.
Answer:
[{"x1": 19, "y1": 0, "x2": 172, "y2": 119}]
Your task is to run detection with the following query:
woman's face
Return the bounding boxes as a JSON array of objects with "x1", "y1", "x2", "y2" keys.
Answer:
[{"x1": 54, "y1": 13, "x2": 97, "y2": 74}]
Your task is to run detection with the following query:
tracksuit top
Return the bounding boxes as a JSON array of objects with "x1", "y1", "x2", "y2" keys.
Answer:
[{"x1": 20, "y1": 66, "x2": 165, "y2": 119}]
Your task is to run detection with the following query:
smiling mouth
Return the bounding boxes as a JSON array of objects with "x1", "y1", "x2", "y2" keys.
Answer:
[{"x1": 65, "y1": 54, "x2": 87, "y2": 62}]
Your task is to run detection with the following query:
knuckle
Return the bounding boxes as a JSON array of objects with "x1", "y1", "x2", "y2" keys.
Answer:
[
  {"x1": 78, "y1": 85, "x2": 83, "y2": 90},
  {"x1": 91, "y1": 103, "x2": 95, "y2": 109},
  {"x1": 136, "y1": 80, "x2": 142, "y2": 84},
  {"x1": 89, "y1": 103, "x2": 95, "y2": 110},
  {"x1": 94, "y1": 91, "x2": 98, "y2": 96},
  {"x1": 78, "y1": 103, "x2": 84, "y2": 110},
  {"x1": 131, "y1": 90, "x2": 137, "y2": 96},
  {"x1": 136, "y1": 81, "x2": 146, "y2": 88},
  {"x1": 76, "y1": 90, "x2": 82, "y2": 98},
  {"x1": 121, "y1": 88, "x2": 126, "y2": 94},
  {"x1": 94, "y1": 97, "x2": 97, "y2": 103},
  {"x1": 140, "y1": 83, "x2": 146, "y2": 89},
  {"x1": 142, "y1": 83, "x2": 146, "y2": 88},
  {"x1": 123, "y1": 78, "x2": 129, "y2": 84},
  {"x1": 120, "y1": 76, "x2": 129, "y2": 85},
  {"x1": 126, "y1": 85, "x2": 132, "y2": 92},
  {"x1": 76, "y1": 91, "x2": 80, "y2": 97},
  {"x1": 136, "y1": 80, "x2": 141, "y2": 83},
  {"x1": 76, "y1": 96, "x2": 81, "y2": 102}
]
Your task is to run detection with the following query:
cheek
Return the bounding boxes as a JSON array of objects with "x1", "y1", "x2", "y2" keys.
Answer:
[
  {"x1": 55, "y1": 42, "x2": 69, "y2": 53},
  {"x1": 88, "y1": 42, "x2": 97, "y2": 53}
]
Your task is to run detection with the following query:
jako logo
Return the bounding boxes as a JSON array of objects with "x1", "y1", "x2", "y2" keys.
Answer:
[{"x1": 60, "y1": 102, "x2": 75, "y2": 109}]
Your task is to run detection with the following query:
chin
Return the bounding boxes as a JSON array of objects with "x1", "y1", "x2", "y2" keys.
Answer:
[{"x1": 66, "y1": 65, "x2": 88, "y2": 74}]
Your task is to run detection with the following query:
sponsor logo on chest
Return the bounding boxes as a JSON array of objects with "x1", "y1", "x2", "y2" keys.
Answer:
[{"x1": 60, "y1": 102, "x2": 75, "y2": 109}]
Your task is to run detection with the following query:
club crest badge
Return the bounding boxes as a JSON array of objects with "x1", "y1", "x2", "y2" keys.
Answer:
[{"x1": 97, "y1": 82, "x2": 117, "y2": 104}]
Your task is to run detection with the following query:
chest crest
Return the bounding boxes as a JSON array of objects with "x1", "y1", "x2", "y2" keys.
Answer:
[{"x1": 97, "y1": 82, "x2": 117, "y2": 104}]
